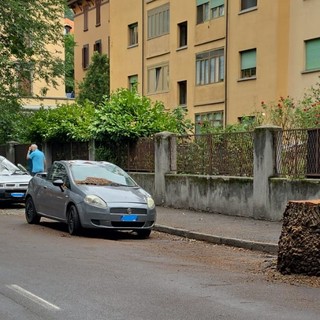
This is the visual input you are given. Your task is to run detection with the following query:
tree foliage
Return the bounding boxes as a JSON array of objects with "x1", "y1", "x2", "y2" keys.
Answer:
[
  {"x1": 25, "y1": 102, "x2": 95, "y2": 143},
  {"x1": 65, "y1": 33, "x2": 75, "y2": 94},
  {"x1": 90, "y1": 88, "x2": 193, "y2": 142},
  {"x1": 77, "y1": 52, "x2": 110, "y2": 106},
  {"x1": 0, "y1": 0, "x2": 65, "y2": 102},
  {"x1": 0, "y1": 0, "x2": 66, "y2": 143},
  {"x1": 24, "y1": 88, "x2": 193, "y2": 143}
]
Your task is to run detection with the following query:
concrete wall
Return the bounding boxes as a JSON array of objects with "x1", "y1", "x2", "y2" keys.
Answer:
[
  {"x1": 129, "y1": 128, "x2": 320, "y2": 222},
  {"x1": 131, "y1": 166, "x2": 320, "y2": 222}
]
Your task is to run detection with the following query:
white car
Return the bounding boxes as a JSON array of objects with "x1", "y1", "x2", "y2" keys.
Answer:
[{"x1": 0, "y1": 156, "x2": 31, "y2": 202}]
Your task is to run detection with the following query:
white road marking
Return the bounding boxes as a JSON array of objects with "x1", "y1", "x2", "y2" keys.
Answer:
[{"x1": 6, "y1": 284, "x2": 61, "y2": 311}]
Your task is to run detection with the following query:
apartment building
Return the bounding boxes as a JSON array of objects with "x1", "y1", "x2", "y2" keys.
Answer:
[
  {"x1": 21, "y1": 15, "x2": 72, "y2": 110},
  {"x1": 68, "y1": 0, "x2": 320, "y2": 129}
]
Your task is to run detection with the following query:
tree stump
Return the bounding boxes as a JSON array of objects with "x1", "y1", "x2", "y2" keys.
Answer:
[{"x1": 277, "y1": 200, "x2": 320, "y2": 276}]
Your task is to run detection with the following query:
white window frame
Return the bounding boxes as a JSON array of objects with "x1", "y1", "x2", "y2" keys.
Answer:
[
  {"x1": 195, "y1": 111, "x2": 224, "y2": 133},
  {"x1": 147, "y1": 63, "x2": 169, "y2": 94},
  {"x1": 196, "y1": 49, "x2": 224, "y2": 86},
  {"x1": 147, "y1": 4, "x2": 169, "y2": 39},
  {"x1": 128, "y1": 23, "x2": 138, "y2": 47}
]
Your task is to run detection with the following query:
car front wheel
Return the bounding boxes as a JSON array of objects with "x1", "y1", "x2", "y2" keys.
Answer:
[
  {"x1": 25, "y1": 197, "x2": 41, "y2": 224},
  {"x1": 67, "y1": 205, "x2": 81, "y2": 235}
]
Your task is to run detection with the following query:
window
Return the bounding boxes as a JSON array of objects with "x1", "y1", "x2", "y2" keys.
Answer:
[
  {"x1": 83, "y1": 5, "x2": 89, "y2": 31},
  {"x1": 195, "y1": 112, "x2": 223, "y2": 134},
  {"x1": 241, "y1": 0, "x2": 257, "y2": 11},
  {"x1": 147, "y1": 64, "x2": 169, "y2": 93},
  {"x1": 129, "y1": 75, "x2": 138, "y2": 90},
  {"x1": 178, "y1": 21, "x2": 188, "y2": 48},
  {"x1": 178, "y1": 81, "x2": 187, "y2": 106},
  {"x1": 16, "y1": 62, "x2": 32, "y2": 96},
  {"x1": 240, "y1": 49, "x2": 256, "y2": 78},
  {"x1": 211, "y1": 0, "x2": 225, "y2": 19},
  {"x1": 197, "y1": 0, "x2": 224, "y2": 24},
  {"x1": 82, "y1": 44, "x2": 89, "y2": 69},
  {"x1": 197, "y1": 1, "x2": 209, "y2": 24},
  {"x1": 94, "y1": 40, "x2": 102, "y2": 54},
  {"x1": 147, "y1": 4, "x2": 169, "y2": 39},
  {"x1": 129, "y1": 23, "x2": 138, "y2": 47},
  {"x1": 47, "y1": 163, "x2": 70, "y2": 189},
  {"x1": 305, "y1": 38, "x2": 320, "y2": 71},
  {"x1": 196, "y1": 49, "x2": 224, "y2": 85},
  {"x1": 96, "y1": 0, "x2": 101, "y2": 26}
]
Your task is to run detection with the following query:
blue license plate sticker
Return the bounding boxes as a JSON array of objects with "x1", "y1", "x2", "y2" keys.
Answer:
[
  {"x1": 121, "y1": 215, "x2": 138, "y2": 222},
  {"x1": 11, "y1": 193, "x2": 25, "y2": 198}
]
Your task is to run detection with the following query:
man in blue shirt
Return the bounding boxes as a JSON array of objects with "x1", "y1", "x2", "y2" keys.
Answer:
[{"x1": 26, "y1": 144, "x2": 46, "y2": 176}]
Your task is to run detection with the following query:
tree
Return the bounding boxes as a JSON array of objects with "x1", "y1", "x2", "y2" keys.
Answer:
[
  {"x1": 0, "y1": 0, "x2": 65, "y2": 100},
  {"x1": 25, "y1": 102, "x2": 95, "y2": 143},
  {"x1": 91, "y1": 88, "x2": 193, "y2": 142},
  {"x1": 77, "y1": 52, "x2": 110, "y2": 106},
  {"x1": 65, "y1": 33, "x2": 75, "y2": 94},
  {"x1": 0, "y1": 0, "x2": 66, "y2": 143}
]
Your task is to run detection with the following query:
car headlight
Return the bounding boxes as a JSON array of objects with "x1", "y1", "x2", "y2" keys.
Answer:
[
  {"x1": 147, "y1": 196, "x2": 155, "y2": 209},
  {"x1": 84, "y1": 195, "x2": 107, "y2": 209}
]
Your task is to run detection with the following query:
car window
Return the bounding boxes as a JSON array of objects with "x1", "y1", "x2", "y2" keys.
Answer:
[
  {"x1": 47, "y1": 163, "x2": 70, "y2": 189},
  {"x1": 0, "y1": 156, "x2": 20, "y2": 175},
  {"x1": 70, "y1": 163, "x2": 137, "y2": 187}
]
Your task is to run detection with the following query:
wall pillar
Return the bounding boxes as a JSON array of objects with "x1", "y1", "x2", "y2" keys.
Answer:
[
  {"x1": 154, "y1": 132, "x2": 176, "y2": 205},
  {"x1": 6, "y1": 141, "x2": 17, "y2": 163},
  {"x1": 88, "y1": 140, "x2": 95, "y2": 160},
  {"x1": 253, "y1": 125, "x2": 282, "y2": 220},
  {"x1": 43, "y1": 142, "x2": 52, "y2": 170}
]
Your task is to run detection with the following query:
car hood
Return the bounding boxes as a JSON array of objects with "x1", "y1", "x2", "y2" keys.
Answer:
[
  {"x1": 77, "y1": 185, "x2": 149, "y2": 204},
  {"x1": 0, "y1": 174, "x2": 31, "y2": 184}
]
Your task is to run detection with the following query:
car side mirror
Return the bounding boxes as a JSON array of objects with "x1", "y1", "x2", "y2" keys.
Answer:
[{"x1": 53, "y1": 179, "x2": 65, "y2": 192}]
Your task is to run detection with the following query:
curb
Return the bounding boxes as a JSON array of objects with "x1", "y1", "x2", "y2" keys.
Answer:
[{"x1": 154, "y1": 225, "x2": 278, "y2": 255}]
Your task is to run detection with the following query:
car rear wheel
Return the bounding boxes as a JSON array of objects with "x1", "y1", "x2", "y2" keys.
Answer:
[
  {"x1": 136, "y1": 229, "x2": 151, "y2": 239},
  {"x1": 25, "y1": 197, "x2": 41, "y2": 224},
  {"x1": 67, "y1": 205, "x2": 81, "y2": 235}
]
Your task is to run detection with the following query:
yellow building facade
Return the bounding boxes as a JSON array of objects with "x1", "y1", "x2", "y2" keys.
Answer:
[
  {"x1": 22, "y1": 16, "x2": 71, "y2": 110},
  {"x1": 68, "y1": 0, "x2": 320, "y2": 129}
]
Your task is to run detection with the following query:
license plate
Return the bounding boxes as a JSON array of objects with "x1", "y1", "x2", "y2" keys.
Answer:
[
  {"x1": 11, "y1": 193, "x2": 25, "y2": 198},
  {"x1": 121, "y1": 215, "x2": 138, "y2": 222}
]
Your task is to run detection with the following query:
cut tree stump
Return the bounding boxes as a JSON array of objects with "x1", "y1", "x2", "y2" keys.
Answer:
[{"x1": 277, "y1": 200, "x2": 320, "y2": 276}]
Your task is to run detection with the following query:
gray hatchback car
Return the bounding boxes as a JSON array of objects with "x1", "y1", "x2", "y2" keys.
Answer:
[{"x1": 25, "y1": 160, "x2": 156, "y2": 238}]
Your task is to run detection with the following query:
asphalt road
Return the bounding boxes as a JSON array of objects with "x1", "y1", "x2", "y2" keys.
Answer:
[{"x1": 0, "y1": 204, "x2": 319, "y2": 320}]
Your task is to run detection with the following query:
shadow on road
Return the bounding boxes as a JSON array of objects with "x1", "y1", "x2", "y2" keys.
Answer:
[
  {"x1": 0, "y1": 202, "x2": 25, "y2": 209},
  {"x1": 38, "y1": 220, "x2": 149, "y2": 241}
]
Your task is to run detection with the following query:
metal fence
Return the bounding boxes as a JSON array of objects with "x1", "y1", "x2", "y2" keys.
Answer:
[
  {"x1": 124, "y1": 137, "x2": 155, "y2": 172},
  {"x1": 275, "y1": 128, "x2": 320, "y2": 178},
  {"x1": 96, "y1": 137, "x2": 155, "y2": 172},
  {"x1": 51, "y1": 142, "x2": 89, "y2": 162},
  {"x1": 176, "y1": 131, "x2": 254, "y2": 176}
]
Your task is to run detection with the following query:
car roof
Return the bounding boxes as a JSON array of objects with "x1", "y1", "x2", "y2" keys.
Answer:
[{"x1": 57, "y1": 160, "x2": 114, "y2": 166}]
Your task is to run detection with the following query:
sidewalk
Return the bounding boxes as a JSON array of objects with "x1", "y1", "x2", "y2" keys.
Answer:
[{"x1": 154, "y1": 206, "x2": 282, "y2": 254}]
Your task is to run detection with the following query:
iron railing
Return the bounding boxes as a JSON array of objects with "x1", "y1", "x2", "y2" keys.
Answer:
[
  {"x1": 176, "y1": 131, "x2": 254, "y2": 176},
  {"x1": 275, "y1": 128, "x2": 320, "y2": 178},
  {"x1": 96, "y1": 137, "x2": 155, "y2": 172}
]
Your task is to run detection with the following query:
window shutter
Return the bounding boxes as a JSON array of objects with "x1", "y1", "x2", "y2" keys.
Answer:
[
  {"x1": 197, "y1": 0, "x2": 209, "y2": 6},
  {"x1": 306, "y1": 39, "x2": 320, "y2": 70},
  {"x1": 211, "y1": 0, "x2": 224, "y2": 8},
  {"x1": 241, "y1": 50, "x2": 256, "y2": 69}
]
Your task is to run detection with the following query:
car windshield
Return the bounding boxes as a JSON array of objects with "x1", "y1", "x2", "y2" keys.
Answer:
[
  {"x1": 0, "y1": 156, "x2": 22, "y2": 176},
  {"x1": 70, "y1": 162, "x2": 138, "y2": 187}
]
